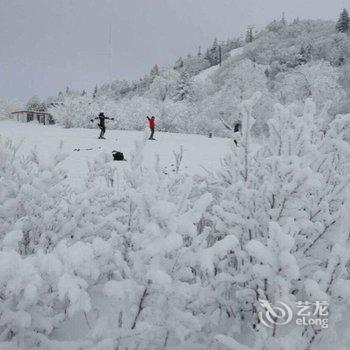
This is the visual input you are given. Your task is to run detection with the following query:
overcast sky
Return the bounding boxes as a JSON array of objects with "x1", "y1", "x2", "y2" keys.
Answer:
[{"x1": 0, "y1": 0, "x2": 348, "y2": 102}]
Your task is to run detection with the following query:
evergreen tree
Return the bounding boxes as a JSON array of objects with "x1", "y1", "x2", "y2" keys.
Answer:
[
  {"x1": 173, "y1": 71, "x2": 193, "y2": 102},
  {"x1": 173, "y1": 57, "x2": 184, "y2": 70},
  {"x1": 57, "y1": 91, "x2": 64, "y2": 101},
  {"x1": 150, "y1": 64, "x2": 159, "y2": 82},
  {"x1": 205, "y1": 38, "x2": 220, "y2": 66},
  {"x1": 26, "y1": 95, "x2": 46, "y2": 112},
  {"x1": 92, "y1": 85, "x2": 98, "y2": 99},
  {"x1": 298, "y1": 44, "x2": 312, "y2": 64},
  {"x1": 245, "y1": 26, "x2": 254, "y2": 43},
  {"x1": 336, "y1": 8, "x2": 350, "y2": 33}
]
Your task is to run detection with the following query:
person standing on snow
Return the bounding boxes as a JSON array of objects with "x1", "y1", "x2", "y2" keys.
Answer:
[
  {"x1": 91, "y1": 112, "x2": 114, "y2": 139},
  {"x1": 233, "y1": 122, "x2": 241, "y2": 146},
  {"x1": 147, "y1": 116, "x2": 156, "y2": 140}
]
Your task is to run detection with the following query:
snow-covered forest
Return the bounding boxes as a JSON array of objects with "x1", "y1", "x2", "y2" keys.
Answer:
[
  {"x1": 2, "y1": 9, "x2": 350, "y2": 350},
  {"x1": 18, "y1": 15, "x2": 350, "y2": 138}
]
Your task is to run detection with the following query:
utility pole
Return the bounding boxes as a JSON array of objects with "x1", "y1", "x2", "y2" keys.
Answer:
[
  {"x1": 108, "y1": 24, "x2": 112, "y2": 80},
  {"x1": 281, "y1": 12, "x2": 286, "y2": 25},
  {"x1": 246, "y1": 26, "x2": 254, "y2": 43},
  {"x1": 219, "y1": 45, "x2": 222, "y2": 66}
]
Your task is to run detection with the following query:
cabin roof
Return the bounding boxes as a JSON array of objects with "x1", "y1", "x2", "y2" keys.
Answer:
[{"x1": 11, "y1": 110, "x2": 52, "y2": 116}]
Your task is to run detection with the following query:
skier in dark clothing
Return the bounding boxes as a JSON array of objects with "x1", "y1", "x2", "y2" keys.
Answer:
[
  {"x1": 147, "y1": 116, "x2": 156, "y2": 140},
  {"x1": 233, "y1": 122, "x2": 241, "y2": 146},
  {"x1": 91, "y1": 112, "x2": 114, "y2": 139}
]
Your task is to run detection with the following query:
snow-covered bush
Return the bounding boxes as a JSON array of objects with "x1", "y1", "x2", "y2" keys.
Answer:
[
  {"x1": 195, "y1": 95, "x2": 350, "y2": 349},
  {"x1": 0, "y1": 139, "x2": 71, "y2": 254},
  {"x1": 273, "y1": 62, "x2": 345, "y2": 111}
]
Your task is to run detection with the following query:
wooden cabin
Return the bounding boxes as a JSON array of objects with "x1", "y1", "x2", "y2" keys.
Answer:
[{"x1": 11, "y1": 110, "x2": 55, "y2": 125}]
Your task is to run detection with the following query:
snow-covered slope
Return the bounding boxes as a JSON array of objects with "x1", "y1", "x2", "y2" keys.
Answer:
[
  {"x1": 0, "y1": 120, "x2": 231, "y2": 185},
  {"x1": 229, "y1": 46, "x2": 244, "y2": 57},
  {"x1": 193, "y1": 64, "x2": 220, "y2": 83},
  {"x1": 193, "y1": 46, "x2": 244, "y2": 84}
]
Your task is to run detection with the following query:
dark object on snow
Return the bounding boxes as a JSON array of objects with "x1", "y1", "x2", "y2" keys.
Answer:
[
  {"x1": 112, "y1": 151, "x2": 126, "y2": 161},
  {"x1": 209, "y1": 132, "x2": 213, "y2": 138},
  {"x1": 73, "y1": 148, "x2": 93, "y2": 151}
]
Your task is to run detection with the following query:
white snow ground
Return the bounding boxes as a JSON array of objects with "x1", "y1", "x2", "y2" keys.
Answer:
[{"x1": 0, "y1": 120, "x2": 231, "y2": 186}]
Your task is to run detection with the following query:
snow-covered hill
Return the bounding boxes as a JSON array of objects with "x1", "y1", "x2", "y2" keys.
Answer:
[
  {"x1": 193, "y1": 47, "x2": 244, "y2": 83},
  {"x1": 42, "y1": 19, "x2": 350, "y2": 138}
]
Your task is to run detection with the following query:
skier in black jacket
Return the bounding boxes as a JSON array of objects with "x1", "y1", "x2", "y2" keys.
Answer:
[{"x1": 91, "y1": 112, "x2": 114, "y2": 139}]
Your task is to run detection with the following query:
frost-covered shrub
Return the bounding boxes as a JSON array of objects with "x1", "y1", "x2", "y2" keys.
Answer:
[
  {"x1": 274, "y1": 62, "x2": 345, "y2": 111},
  {"x1": 196, "y1": 95, "x2": 350, "y2": 349},
  {"x1": 0, "y1": 139, "x2": 70, "y2": 254}
]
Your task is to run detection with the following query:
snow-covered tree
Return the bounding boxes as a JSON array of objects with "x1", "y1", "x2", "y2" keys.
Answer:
[
  {"x1": 173, "y1": 71, "x2": 194, "y2": 102},
  {"x1": 206, "y1": 38, "x2": 220, "y2": 66},
  {"x1": 174, "y1": 57, "x2": 184, "y2": 70},
  {"x1": 336, "y1": 8, "x2": 350, "y2": 33},
  {"x1": 150, "y1": 64, "x2": 160, "y2": 82},
  {"x1": 148, "y1": 69, "x2": 179, "y2": 101},
  {"x1": 245, "y1": 26, "x2": 254, "y2": 43},
  {"x1": 26, "y1": 96, "x2": 46, "y2": 112},
  {"x1": 92, "y1": 84, "x2": 98, "y2": 99},
  {"x1": 48, "y1": 95, "x2": 100, "y2": 128}
]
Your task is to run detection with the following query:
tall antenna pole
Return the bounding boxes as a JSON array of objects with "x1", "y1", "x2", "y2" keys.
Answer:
[{"x1": 108, "y1": 24, "x2": 112, "y2": 80}]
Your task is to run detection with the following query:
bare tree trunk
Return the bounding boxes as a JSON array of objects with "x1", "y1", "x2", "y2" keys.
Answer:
[{"x1": 131, "y1": 287, "x2": 148, "y2": 330}]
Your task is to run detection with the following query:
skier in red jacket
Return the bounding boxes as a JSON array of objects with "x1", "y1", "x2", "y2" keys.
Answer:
[{"x1": 147, "y1": 116, "x2": 156, "y2": 140}]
